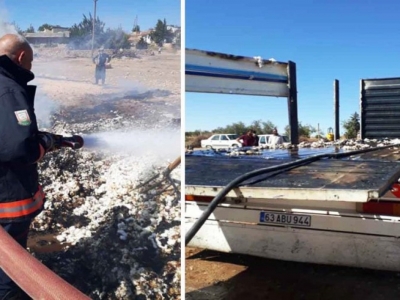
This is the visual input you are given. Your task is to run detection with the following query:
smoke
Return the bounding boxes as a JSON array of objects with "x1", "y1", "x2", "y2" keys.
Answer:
[
  {"x1": 83, "y1": 128, "x2": 180, "y2": 163},
  {"x1": 0, "y1": 22, "x2": 16, "y2": 36},
  {"x1": 116, "y1": 79, "x2": 148, "y2": 93},
  {"x1": 0, "y1": 4, "x2": 17, "y2": 36},
  {"x1": 34, "y1": 92, "x2": 60, "y2": 128}
]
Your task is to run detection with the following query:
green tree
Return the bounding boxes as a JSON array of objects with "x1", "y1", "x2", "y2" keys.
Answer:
[
  {"x1": 69, "y1": 14, "x2": 130, "y2": 50},
  {"x1": 135, "y1": 37, "x2": 148, "y2": 49},
  {"x1": 261, "y1": 121, "x2": 277, "y2": 133},
  {"x1": 10, "y1": 22, "x2": 23, "y2": 35},
  {"x1": 132, "y1": 25, "x2": 140, "y2": 33},
  {"x1": 26, "y1": 24, "x2": 35, "y2": 33},
  {"x1": 151, "y1": 19, "x2": 168, "y2": 46},
  {"x1": 284, "y1": 122, "x2": 316, "y2": 138},
  {"x1": 250, "y1": 120, "x2": 263, "y2": 133},
  {"x1": 103, "y1": 27, "x2": 130, "y2": 49},
  {"x1": 224, "y1": 121, "x2": 249, "y2": 135},
  {"x1": 69, "y1": 13, "x2": 105, "y2": 49},
  {"x1": 38, "y1": 23, "x2": 53, "y2": 31},
  {"x1": 343, "y1": 112, "x2": 360, "y2": 139}
]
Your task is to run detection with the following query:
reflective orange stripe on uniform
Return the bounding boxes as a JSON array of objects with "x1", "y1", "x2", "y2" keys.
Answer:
[
  {"x1": 34, "y1": 144, "x2": 46, "y2": 163},
  {"x1": 0, "y1": 186, "x2": 45, "y2": 219}
]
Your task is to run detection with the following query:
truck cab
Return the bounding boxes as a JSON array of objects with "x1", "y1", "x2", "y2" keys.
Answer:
[{"x1": 258, "y1": 134, "x2": 290, "y2": 147}]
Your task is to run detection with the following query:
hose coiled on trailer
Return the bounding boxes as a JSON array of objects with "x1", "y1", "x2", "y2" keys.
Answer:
[{"x1": 185, "y1": 144, "x2": 400, "y2": 245}]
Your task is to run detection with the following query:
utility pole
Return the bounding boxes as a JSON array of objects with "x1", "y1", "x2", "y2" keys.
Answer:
[{"x1": 91, "y1": 0, "x2": 98, "y2": 57}]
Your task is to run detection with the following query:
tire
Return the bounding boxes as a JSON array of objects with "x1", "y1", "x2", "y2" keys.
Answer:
[
  {"x1": 231, "y1": 144, "x2": 239, "y2": 148},
  {"x1": 206, "y1": 145, "x2": 212, "y2": 149}
]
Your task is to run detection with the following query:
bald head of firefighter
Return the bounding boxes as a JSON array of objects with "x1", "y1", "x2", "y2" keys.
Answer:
[
  {"x1": 0, "y1": 34, "x2": 33, "y2": 71},
  {"x1": 0, "y1": 34, "x2": 61, "y2": 300}
]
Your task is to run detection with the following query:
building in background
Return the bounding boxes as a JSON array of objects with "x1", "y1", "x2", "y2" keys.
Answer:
[{"x1": 25, "y1": 26, "x2": 70, "y2": 45}]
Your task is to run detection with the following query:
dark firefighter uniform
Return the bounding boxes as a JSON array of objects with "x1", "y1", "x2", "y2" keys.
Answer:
[
  {"x1": 0, "y1": 54, "x2": 48, "y2": 299},
  {"x1": 92, "y1": 48, "x2": 111, "y2": 84}
]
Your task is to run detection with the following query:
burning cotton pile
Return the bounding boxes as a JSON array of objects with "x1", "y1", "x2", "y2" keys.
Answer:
[{"x1": 29, "y1": 110, "x2": 181, "y2": 299}]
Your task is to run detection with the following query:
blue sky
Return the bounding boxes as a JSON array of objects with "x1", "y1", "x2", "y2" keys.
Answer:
[
  {"x1": 185, "y1": 0, "x2": 400, "y2": 135},
  {"x1": 1, "y1": 0, "x2": 180, "y2": 33}
]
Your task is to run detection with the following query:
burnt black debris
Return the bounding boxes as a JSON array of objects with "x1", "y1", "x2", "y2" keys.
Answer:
[{"x1": 30, "y1": 94, "x2": 181, "y2": 300}]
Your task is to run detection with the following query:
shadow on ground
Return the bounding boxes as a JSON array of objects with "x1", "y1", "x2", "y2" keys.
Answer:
[{"x1": 186, "y1": 248, "x2": 400, "y2": 300}]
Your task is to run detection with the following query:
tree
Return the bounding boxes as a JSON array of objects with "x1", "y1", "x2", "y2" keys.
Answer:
[
  {"x1": 38, "y1": 23, "x2": 53, "y2": 31},
  {"x1": 151, "y1": 19, "x2": 168, "y2": 46},
  {"x1": 223, "y1": 121, "x2": 249, "y2": 135},
  {"x1": 249, "y1": 120, "x2": 263, "y2": 133},
  {"x1": 103, "y1": 27, "x2": 130, "y2": 49},
  {"x1": 284, "y1": 122, "x2": 316, "y2": 138},
  {"x1": 261, "y1": 121, "x2": 277, "y2": 133},
  {"x1": 26, "y1": 24, "x2": 35, "y2": 33},
  {"x1": 69, "y1": 14, "x2": 131, "y2": 50},
  {"x1": 132, "y1": 25, "x2": 140, "y2": 33},
  {"x1": 343, "y1": 112, "x2": 360, "y2": 139},
  {"x1": 69, "y1": 13, "x2": 105, "y2": 49},
  {"x1": 10, "y1": 22, "x2": 23, "y2": 35},
  {"x1": 136, "y1": 37, "x2": 148, "y2": 49}
]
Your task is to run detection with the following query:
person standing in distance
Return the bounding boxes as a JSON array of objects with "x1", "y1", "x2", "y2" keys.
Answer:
[{"x1": 92, "y1": 46, "x2": 111, "y2": 85}]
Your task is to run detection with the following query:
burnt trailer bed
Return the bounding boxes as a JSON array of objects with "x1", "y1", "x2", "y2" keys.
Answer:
[{"x1": 185, "y1": 147, "x2": 400, "y2": 202}]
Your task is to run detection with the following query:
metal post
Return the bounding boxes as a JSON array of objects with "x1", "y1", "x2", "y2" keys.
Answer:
[
  {"x1": 91, "y1": 0, "x2": 98, "y2": 57},
  {"x1": 360, "y1": 79, "x2": 365, "y2": 139},
  {"x1": 287, "y1": 61, "x2": 299, "y2": 145},
  {"x1": 334, "y1": 79, "x2": 340, "y2": 140}
]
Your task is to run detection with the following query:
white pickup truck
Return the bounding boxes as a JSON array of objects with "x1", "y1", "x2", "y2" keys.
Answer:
[{"x1": 258, "y1": 134, "x2": 290, "y2": 147}]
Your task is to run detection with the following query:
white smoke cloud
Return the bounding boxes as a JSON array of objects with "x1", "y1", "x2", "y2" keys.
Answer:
[
  {"x1": 83, "y1": 128, "x2": 181, "y2": 163},
  {"x1": 0, "y1": 3, "x2": 17, "y2": 36},
  {"x1": 34, "y1": 92, "x2": 60, "y2": 128}
]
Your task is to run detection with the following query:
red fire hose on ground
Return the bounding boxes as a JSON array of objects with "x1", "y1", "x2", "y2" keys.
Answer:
[{"x1": 0, "y1": 225, "x2": 90, "y2": 299}]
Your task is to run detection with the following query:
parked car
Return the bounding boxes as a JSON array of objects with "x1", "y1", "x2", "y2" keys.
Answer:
[
  {"x1": 258, "y1": 134, "x2": 290, "y2": 147},
  {"x1": 201, "y1": 134, "x2": 242, "y2": 149}
]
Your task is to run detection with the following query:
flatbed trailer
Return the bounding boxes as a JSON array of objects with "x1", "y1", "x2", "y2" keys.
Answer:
[{"x1": 185, "y1": 147, "x2": 400, "y2": 271}]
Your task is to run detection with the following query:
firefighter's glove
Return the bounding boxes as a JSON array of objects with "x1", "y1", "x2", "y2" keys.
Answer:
[{"x1": 38, "y1": 132, "x2": 63, "y2": 152}]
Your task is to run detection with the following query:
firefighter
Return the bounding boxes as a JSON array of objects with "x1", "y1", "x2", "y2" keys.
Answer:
[
  {"x1": 0, "y1": 34, "x2": 63, "y2": 300},
  {"x1": 92, "y1": 46, "x2": 111, "y2": 85}
]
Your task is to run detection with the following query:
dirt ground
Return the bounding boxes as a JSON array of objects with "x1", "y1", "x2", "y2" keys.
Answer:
[
  {"x1": 186, "y1": 247, "x2": 400, "y2": 300},
  {"x1": 31, "y1": 49, "x2": 180, "y2": 109}
]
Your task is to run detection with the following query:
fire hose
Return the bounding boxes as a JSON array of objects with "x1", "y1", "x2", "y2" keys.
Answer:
[
  {"x1": 59, "y1": 135, "x2": 84, "y2": 150},
  {"x1": 185, "y1": 144, "x2": 400, "y2": 245},
  {"x1": 0, "y1": 226, "x2": 90, "y2": 300},
  {"x1": 0, "y1": 135, "x2": 90, "y2": 299}
]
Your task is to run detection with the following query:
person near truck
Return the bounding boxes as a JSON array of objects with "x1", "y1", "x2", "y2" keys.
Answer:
[
  {"x1": 270, "y1": 128, "x2": 284, "y2": 145},
  {"x1": 236, "y1": 130, "x2": 255, "y2": 146},
  {"x1": 252, "y1": 130, "x2": 259, "y2": 146},
  {"x1": 92, "y1": 46, "x2": 111, "y2": 85},
  {"x1": 0, "y1": 33, "x2": 65, "y2": 300}
]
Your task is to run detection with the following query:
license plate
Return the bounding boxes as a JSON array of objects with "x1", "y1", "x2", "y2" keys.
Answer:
[{"x1": 259, "y1": 211, "x2": 311, "y2": 227}]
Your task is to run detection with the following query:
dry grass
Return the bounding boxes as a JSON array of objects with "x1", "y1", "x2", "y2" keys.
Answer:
[
  {"x1": 299, "y1": 136, "x2": 319, "y2": 143},
  {"x1": 186, "y1": 134, "x2": 212, "y2": 148}
]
